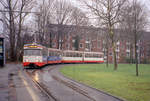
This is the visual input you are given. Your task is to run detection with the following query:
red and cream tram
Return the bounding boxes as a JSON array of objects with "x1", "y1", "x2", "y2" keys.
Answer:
[{"x1": 23, "y1": 43, "x2": 104, "y2": 68}]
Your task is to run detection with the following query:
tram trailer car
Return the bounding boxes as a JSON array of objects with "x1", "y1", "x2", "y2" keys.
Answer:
[
  {"x1": 47, "y1": 48, "x2": 61, "y2": 64},
  {"x1": 61, "y1": 50, "x2": 83, "y2": 63},
  {"x1": 23, "y1": 43, "x2": 104, "y2": 68},
  {"x1": 84, "y1": 52, "x2": 104, "y2": 63}
]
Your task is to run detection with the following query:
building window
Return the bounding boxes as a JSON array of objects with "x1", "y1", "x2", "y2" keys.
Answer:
[
  {"x1": 52, "y1": 43, "x2": 56, "y2": 47},
  {"x1": 80, "y1": 35, "x2": 83, "y2": 40},
  {"x1": 66, "y1": 44, "x2": 69, "y2": 49},
  {"x1": 92, "y1": 42, "x2": 95, "y2": 48},
  {"x1": 141, "y1": 53, "x2": 144, "y2": 57},
  {"x1": 109, "y1": 52, "x2": 112, "y2": 56},
  {"x1": 126, "y1": 52, "x2": 130, "y2": 57},
  {"x1": 72, "y1": 39, "x2": 75, "y2": 43},
  {"x1": 97, "y1": 41, "x2": 101, "y2": 48},
  {"x1": 126, "y1": 41, "x2": 130, "y2": 45},
  {"x1": 79, "y1": 43, "x2": 83, "y2": 48},
  {"x1": 126, "y1": 45, "x2": 130, "y2": 50},
  {"x1": 116, "y1": 52, "x2": 119, "y2": 58},
  {"x1": 116, "y1": 41, "x2": 120, "y2": 45},
  {"x1": 116, "y1": 45, "x2": 119, "y2": 52}
]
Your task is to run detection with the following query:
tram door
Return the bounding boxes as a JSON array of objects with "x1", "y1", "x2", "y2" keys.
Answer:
[{"x1": 0, "y1": 38, "x2": 4, "y2": 67}]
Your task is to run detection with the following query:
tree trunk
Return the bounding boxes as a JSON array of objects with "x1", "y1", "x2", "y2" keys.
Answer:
[
  {"x1": 134, "y1": 0, "x2": 139, "y2": 76},
  {"x1": 129, "y1": 43, "x2": 133, "y2": 64},
  {"x1": 8, "y1": 0, "x2": 16, "y2": 61},
  {"x1": 113, "y1": 42, "x2": 118, "y2": 70},
  {"x1": 106, "y1": 46, "x2": 109, "y2": 67},
  {"x1": 49, "y1": 33, "x2": 52, "y2": 48},
  {"x1": 134, "y1": 34, "x2": 139, "y2": 76}
]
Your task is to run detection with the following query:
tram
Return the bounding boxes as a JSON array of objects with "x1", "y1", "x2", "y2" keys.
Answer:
[{"x1": 23, "y1": 43, "x2": 104, "y2": 68}]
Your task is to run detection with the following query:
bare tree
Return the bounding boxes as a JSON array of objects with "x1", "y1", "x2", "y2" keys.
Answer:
[
  {"x1": 51, "y1": 0, "x2": 74, "y2": 49},
  {"x1": 71, "y1": 7, "x2": 89, "y2": 50},
  {"x1": 35, "y1": 0, "x2": 55, "y2": 46},
  {"x1": 82, "y1": 0, "x2": 127, "y2": 70},
  {"x1": 71, "y1": 7, "x2": 89, "y2": 26},
  {"x1": 0, "y1": 0, "x2": 35, "y2": 61},
  {"x1": 121, "y1": 0, "x2": 147, "y2": 76}
]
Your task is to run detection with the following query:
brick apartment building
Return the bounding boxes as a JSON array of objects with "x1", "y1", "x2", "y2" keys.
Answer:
[{"x1": 44, "y1": 24, "x2": 150, "y2": 63}]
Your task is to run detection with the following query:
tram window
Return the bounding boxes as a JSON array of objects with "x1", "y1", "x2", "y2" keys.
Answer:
[
  {"x1": 49, "y1": 52, "x2": 52, "y2": 56},
  {"x1": 90, "y1": 54, "x2": 93, "y2": 58},
  {"x1": 53, "y1": 51, "x2": 55, "y2": 56},
  {"x1": 49, "y1": 50, "x2": 52, "y2": 56},
  {"x1": 80, "y1": 53, "x2": 82, "y2": 57},
  {"x1": 78, "y1": 53, "x2": 80, "y2": 57},
  {"x1": 74, "y1": 53, "x2": 77, "y2": 57},
  {"x1": 42, "y1": 49, "x2": 48, "y2": 56},
  {"x1": 85, "y1": 53, "x2": 90, "y2": 57},
  {"x1": 74, "y1": 53, "x2": 76, "y2": 57},
  {"x1": 78, "y1": 53, "x2": 82, "y2": 57},
  {"x1": 70, "y1": 52, "x2": 73, "y2": 57},
  {"x1": 70, "y1": 52, "x2": 72, "y2": 57},
  {"x1": 72, "y1": 53, "x2": 74, "y2": 57},
  {"x1": 53, "y1": 52, "x2": 56, "y2": 56},
  {"x1": 66, "y1": 52, "x2": 69, "y2": 57},
  {"x1": 57, "y1": 52, "x2": 60, "y2": 56},
  {"x1": 85, "y1": 54, "x2": 87, "y2": 57},
  {"x1": 55, "y1": 52, "x2": 57, "y2": 56},
  {"x1": 88, "y1": 54, "x2": 91, "y2": 58},
  {"x1": 72, "y1": 53, "x2": 75, "y2": 57},
  {"x1": 77, "y1": 53, "x2": 79, "y2": 57},
  {"x1": 94, "y1": 54, "x2": 97, "y2": 58},
  {"x1": 67, "y1": 52, "x2": 69, "y2": 57},
  {"x1": 24, "y1": 49, "x2": 41, "y2": 56}
]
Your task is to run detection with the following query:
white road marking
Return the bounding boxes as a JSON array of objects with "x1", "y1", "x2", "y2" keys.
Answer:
[{"x1": 19, "y1": 71, "x2": 41, "y2": 101}]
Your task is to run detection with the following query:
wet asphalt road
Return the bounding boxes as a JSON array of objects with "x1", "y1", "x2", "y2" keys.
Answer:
[{"x1": 1, "y1": 64, "x2": 125, "y2": 101}]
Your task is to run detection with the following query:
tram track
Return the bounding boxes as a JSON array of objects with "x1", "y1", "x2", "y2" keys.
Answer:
[
  {"x1": 52, "y1": 75, "x2": 96, "y2": 101},
  {"x1": 47, "y1": 65, "x2": 96, "y2": 101},
  {"x1": 25, "y1": 70, "x2": 58, "y2": 101}
]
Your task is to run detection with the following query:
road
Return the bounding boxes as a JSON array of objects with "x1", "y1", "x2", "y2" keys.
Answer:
[{"x1": 0, "y1": 64, "x2": 125, "y2": 101}]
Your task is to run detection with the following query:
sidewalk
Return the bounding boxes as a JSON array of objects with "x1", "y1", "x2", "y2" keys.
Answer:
[
  {"x1": 0, "y1": 63, "x2": 47, "y2": 101},
  {"x1": 0, "y1": 63, "x2": 19, "y2": 101}
]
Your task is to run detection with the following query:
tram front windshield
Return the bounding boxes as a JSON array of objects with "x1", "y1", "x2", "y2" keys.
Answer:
[{"x1": 24, "y1": 49, "x2": 42, "y2": 56}]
